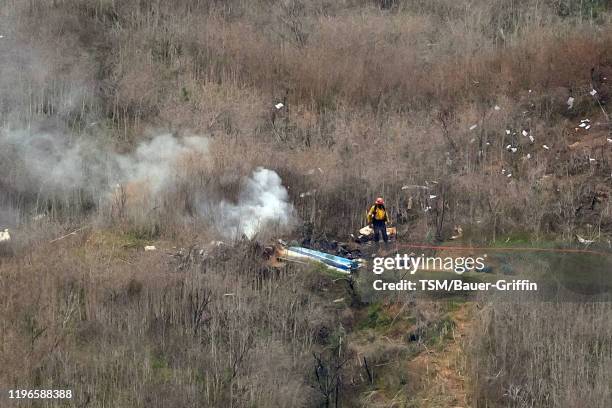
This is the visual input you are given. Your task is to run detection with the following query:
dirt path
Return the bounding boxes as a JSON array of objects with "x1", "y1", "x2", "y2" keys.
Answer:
[{"x1": 407, "y1": 302, "x2": 473, "y2": 407}]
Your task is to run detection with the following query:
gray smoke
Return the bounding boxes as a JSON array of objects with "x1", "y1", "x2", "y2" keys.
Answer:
[
  {"x1": 0, "y1": 129, "x2": 208, "y2": 198},
  {"x1": 115, "y1": 133, "x2": 209, "y2": 194},
  {"x1": 0, "y1": 17, "x2": 295, "y2": 237},
  {"x1": 0, "y1": 128, "x2": 295, "y2": 238}
]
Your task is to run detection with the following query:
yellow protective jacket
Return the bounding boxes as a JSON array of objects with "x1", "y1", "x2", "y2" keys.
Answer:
[{"x1": 367, "y1": 205, "x2": 388, "y2": 224}]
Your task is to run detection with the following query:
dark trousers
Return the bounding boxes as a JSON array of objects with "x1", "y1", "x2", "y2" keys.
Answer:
[{"x1": 373, "y1": 220, "x2": 388, "y2": 243}]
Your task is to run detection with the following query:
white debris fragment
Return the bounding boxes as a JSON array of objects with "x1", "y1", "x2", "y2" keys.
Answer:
[
  {"x1": 522, "y1": 130, "x2": 528, "y2": 137},
  {"x1": 607, "y1": 138, "x2": 612, "y2": 143},
  {"x1": 507, "y1": 173, "x2": 512, "y2": 178},
  {"x1": 424, "y1": 206, "x2": 432, "y2": 212},
  {"x1": 585, "y1": 125, "x2": 591, "y2": 130},
  {"x1": 542, "y1": 144, "x2": 550, "y2": 150},
  {"x1": 0, "y1": 229, "x2": 10, "y2": 242},
  {"x1": 402, "y1": 185, "x2": 429, "y2": 190},
  {"x1": 529, "y1": 135, "x2": 535, "y2": 143},
  {"x1": 494, "y1": 105, "x2": 501, "y2": 111},
  {"x1": 144, "y1": 245, "x2": 156, "y2": 251},
  {"x1": 506, "y1": 144, "x2": 512, "y2": 149},
  {"x1": 590, "y1": 89, "x2": 598, "y2": 96},
  {"x1": 506, "y1": 130, "x2": 511, "y2": 135},
  {"x1": 470, "y1": 138, "x2": 476, "y2": 143},
  {"x1": 510, "y1": 147, "x2": 518, "y2": 153},
  {"x1": 429, "y1": 195, "x2": 437, "y2": 199},
  {"x1": 589, "y1": 158, "x2": 596, "y2": 163},
  {"x1": 275, "y1": 103, "x2": 284, "y2": 110},
  {"x1": 528, "y1": 89, "x2": 532, "y2": 93},
  {"x1": 567, "y1": 96, "x2": 575, "y2": 109},
  {"x1": 0, "y1": 35, "x2": 4, "y2": 39},
  {"x1": 501, "y1": 168, "x2": 506, "y2": 174},
  {"x1": 469, "y1": 124, "x2": 478, "y2": 130},
  {"x1": 576, "y1": 235, "x2": 595, "y2": 245},
  {"x1": 299, "y1": 189, "x2": 316, "y2": 198},
  {"x1": 526, "y1": 153, "x2": 532, "y2": 159}
]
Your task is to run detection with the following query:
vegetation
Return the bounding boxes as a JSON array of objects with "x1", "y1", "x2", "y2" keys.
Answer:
[{"x1": 0, "y1": 0, "x2": 611, "y2": 406}]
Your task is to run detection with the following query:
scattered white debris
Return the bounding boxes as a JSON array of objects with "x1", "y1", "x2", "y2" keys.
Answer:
[
  {"x1": 299, "y1": 189, "x2": 316, "y2": 198},
  {"x1": 576, "y1": 235, "x2": 595, "y2": 245},
  {"x1": 522, "y1": 130, "x2": 528, "y2": 137},
  {"x1": 333, "y1": 298, "x2": 345, "y2": 303},
  {"x1": 506, "y1": 129, "x2": 511, "y2": 135},
  {"x1": 507, "y1": 173, "x2": 512, "y2": 178},
  {"x1": 429, "y1": 195, "x2": 438, "y2": 199},
  {"x1": 526, "y1": 153, "x2": 532, "y2": 159},
  {"x1": 607, "y1": 138, "x2": 612, "y2": 143},
  {"x1": 510, "y1": 147, "x2": 518, "y2": 153},
  {"x1": 494, "y1": 105, "x2": 501, "y2": 111},
  {"x1": 469, "y1": 124, "x2": 478, "y2": 130},
  {"x1": 589, "y1": 158, "x2": 596, "y2": 163},
  {"x1": 0, "y1": 229, "x2": 10, "y2": 242},
  {"x1": 424, "y1": 206, "x2": 432, "y2": 212},
  {"x1": 567, "y1": 96, "x2": 575, "y2": 109},
  {"x1": 144, "y1": 245, "x2": 156, "y2": 251},
  {"x1": 224, "y1": 293, "x2": 235, "y2": 297},
  {"x1": 529, "y1": 135, "x2": 535, "y2": 143},
  {"x1": 501, "y1": 168, "x2": 506, "y2": 174},
  {"x1": 275, "y1": 103, "x2": 284, "y2": 110},
  {"x1": 506, "y1": 144, "x2": 512, "y2": 149},
  {"x1": 585, "y1": 125, "x2": 591, "y2": 130},
  {"x1": 542, "y1": 144, "x2": 550, "y2": 150},
  {"x1": 590, "y1": 89, "x2": 598, "y2": 96},
  {"x1": 579, "y1": 122, "x2": 587, "y2": 128},
  {"x1": 528, "y1": 89, "x2": 532, "y2": 93},
  {"x1": 0, "y1": 35, "x2": 4, "y2": 39}
]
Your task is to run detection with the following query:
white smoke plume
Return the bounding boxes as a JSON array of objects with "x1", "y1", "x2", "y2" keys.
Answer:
[
  {"x1": 217, "y1": 167, "x2": 296, "y2": 239},
  {"x1": 0, "y1": 128, "x2": 295, "y2": 239}
]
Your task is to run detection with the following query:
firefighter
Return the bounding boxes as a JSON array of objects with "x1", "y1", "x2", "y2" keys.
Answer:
[{"x1": 367, "y1": 197, "x2": 389, "y2": 243}]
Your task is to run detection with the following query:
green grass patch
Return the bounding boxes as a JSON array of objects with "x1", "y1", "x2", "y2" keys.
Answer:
[{"x1": 358, "y1": 303, "x2": 393, "y2": 331}]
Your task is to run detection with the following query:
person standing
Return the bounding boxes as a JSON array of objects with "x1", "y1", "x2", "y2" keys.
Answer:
[{"x1": 367, "y1": 197, "x2": 389, "y2": 243}]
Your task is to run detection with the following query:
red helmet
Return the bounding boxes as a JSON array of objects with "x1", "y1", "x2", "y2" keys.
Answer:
[{"x1": 375, "y1": 197, "x2": 384, "y2": 205}]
